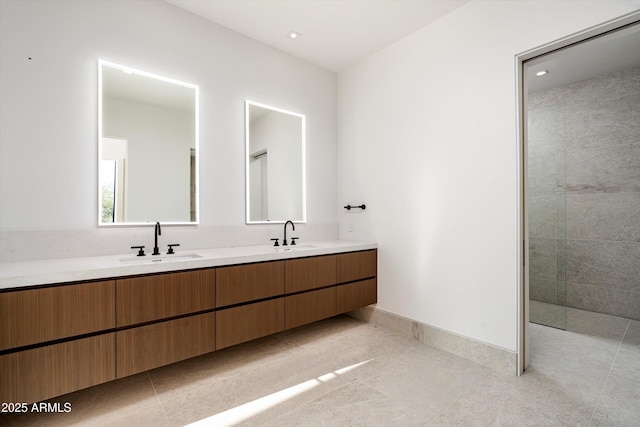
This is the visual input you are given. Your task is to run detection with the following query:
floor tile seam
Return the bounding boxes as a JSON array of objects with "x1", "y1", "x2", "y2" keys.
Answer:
[
  {"x1": 336, "y1": 376, "x2": 427, "y2": 421},
  {"x1": 148, "y1": 365, "x2": 253, "y2": 403},
  {"x1": 564, "y1": 279, "x2": 640, "y2": 294},
  {"x1": 146, "y1": 371, "x2": 172, "y2": 426},
  {"x1": 587, "y1": 319, "x2": 630, "y2": 425},
  {"x1": 259, "y1": 377, "x2": 365, "y2": 426},
  {"x1": 279, "y1": 327, "x2": 372, "y2": 350}
]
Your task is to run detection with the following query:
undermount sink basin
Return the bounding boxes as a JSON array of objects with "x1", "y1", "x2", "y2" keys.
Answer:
[
  {"x1": 273, "y1": 245, "x2": 316, "y2": 253},
  {"x1": 119, "y1": 253, "x2": 202, "y2": 264}
]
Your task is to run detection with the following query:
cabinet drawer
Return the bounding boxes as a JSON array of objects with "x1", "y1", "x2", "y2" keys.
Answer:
[
  {"x1": 216, "y1": 261, "x2": 284, "y2": 307},
  {"x1": 285, "y1": 287, "x2": 337, "y2": 329},
  {"x1": 0, "y1": 333, "x2": 115, "y2": 403},
  {"x1": 337, "y1": 250, "x2": 377, "y2": 283},
  {"x1": 216, "y1": 298, "x2": 285, "y2": 350},
  {"x1": 116, "y1": 313, "x2": 215, "y2": 378},
  {"x1": 285, "y1": 255, "x2": 336, "y2": 293},
  {"x1": 116, "y1": 269, "x2": 215, "y2": 327},
  {"x1": 337, "y1": 279, "x2": 377, "y2": 314},
  {"x1": 0, "y1": 280, "x2": 115, "y2": 351}
]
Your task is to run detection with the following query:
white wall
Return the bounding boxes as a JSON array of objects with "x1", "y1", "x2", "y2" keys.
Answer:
[
  {"x1": 0, "y1": 0, "x2": 337, "y2": 260},
  {"x1": 337, "y1": 0, "x2": 638, "y2": 351}
]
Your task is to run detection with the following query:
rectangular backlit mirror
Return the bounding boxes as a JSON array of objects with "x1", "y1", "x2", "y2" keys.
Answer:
[
  {"x1": 245, "y1": 100, "x2": 306, "y2": 223},
  {"x1": 98, "y1": 60, "x2": 199, "y2": 225}
]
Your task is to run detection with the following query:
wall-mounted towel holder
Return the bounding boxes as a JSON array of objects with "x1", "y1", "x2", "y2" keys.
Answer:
[{"x1": 344, "y1": 204, "x2": 366, "y2": 210}]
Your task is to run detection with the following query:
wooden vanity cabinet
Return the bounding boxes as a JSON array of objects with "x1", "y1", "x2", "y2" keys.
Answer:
[
  {"x1": 284, "y1": 250, "x2": 377, "y2": 329},
  {"x1": 286, "y1": 287, "x2": 337, "y2": 329},
  {"x1": 337, "y1": 279, "x2": 377, "y2": 314},
  {"x1": 0, "y1": 280, "x2": 116, "y2": 403},
  {"x1": 285, "y1": 255, "x2": 336, "y2": 293},
  {"x1": 0, "y1": 280, "x2": 115, "y2": 351},
  {"x1": 116, "y1": 313, "x2": 215, "y2": 378},
  {"x1": 0, "y1": 247, "x2": 376, "y2": 403},
  {"x1": 216, "y1": 261, "x2": 284, "y2": 307},
  {"x1": 215, "y1": 262, "x2": 286, "y2": 349},
  {"x1": 336, "y1": 250, "x2": 377, "y2": 314},
  {"x1": 114, "y1": 269, "x2": 216, "y2": 378},
  {"x1": 116, "y1": 269, "x2": 215, "y2": 326},
  {"x1": 337, "y1": 250, "x2": 377, "y2": 283},
  {"x1": 216, "y1": 299, "x2": 285, "y2": 349},
  {"x1": 0, "y1": 334, "x2": 115, "y2": 403}
]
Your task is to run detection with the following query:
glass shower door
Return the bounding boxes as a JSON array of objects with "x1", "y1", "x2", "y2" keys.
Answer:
[{"x1": 526, "y1": 83, "x2": 568, "y2": 330}]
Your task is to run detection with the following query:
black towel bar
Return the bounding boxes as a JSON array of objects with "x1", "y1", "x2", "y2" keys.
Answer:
[{"x1": 344, "y1": 204, "x2": 366, "y2": 210}]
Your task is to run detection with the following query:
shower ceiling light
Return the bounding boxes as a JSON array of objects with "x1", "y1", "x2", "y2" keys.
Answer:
[
  {"x1": 289, "y1": 31, "x2": 301, "y2": 39},
  {"x1": 535, "y1": 70, "x2": 549, "y2": 76}
]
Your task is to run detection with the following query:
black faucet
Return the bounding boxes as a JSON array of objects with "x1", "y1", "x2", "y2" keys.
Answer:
[
  {"x1": 282, "y1": 220, "x2": 295, "y2": 246},
  {"x1": 153, "y1": 222, "x2": 161, "y2": 255}
]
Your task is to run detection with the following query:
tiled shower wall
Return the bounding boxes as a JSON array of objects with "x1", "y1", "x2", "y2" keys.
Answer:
[{"x1": 528, "y1": 66, "x2": 640, "y2": 321}]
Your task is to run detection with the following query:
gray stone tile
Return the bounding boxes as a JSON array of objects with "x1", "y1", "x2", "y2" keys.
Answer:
[
  {"x1": 159, "y1": 345, "x2": 357, "y2": 426},
  {"x1": 566, "y1": 66, "x2": 640, "y2": 106},
  {"x1": 566, "y1": 282, "x2": 640, "y2": 321},
  {"x1": 430, "y1": 369, "x2": 593, "y2": 426},
  {"x1": 148, "y1": 333, "x2": 300, "y2": 399},
  {"x1": 566, "y1": 93, "x2": 640, "y2": 151},
  {"x1": 356, "y1": 345, "x2": 491, "y2": 419},
  {"x1": 622, "y1": 319, "x2": 640, "y2": 346},
  {"x1": 567, "y1": 142, "x2": 640, "y2": 194},
  {"x1": 530, "y1": 300, "x2": 567, "y2": 328},
  {"x1": 528, "y1": 105, "x2": 566, "y2": 146},
  {"x1": 529, "y1": 238, "x2": 557, "y2": 281},
  {"x1": 530, "y1": 277, "x2": 560, "y2": 303},
  {"x1": 529, "y1": 327, "x2": 619, "y2": 409},
  {"x1": 566, "y1": 192, "x2": 640, "y2": 241},
  {"x1": 263, "y1": 380, "x2": 426, "y2": 427},
  {"x1": 527, "y1": 195, "x2": 564, "y2": 239},
  {"x1": 592, "y1": 323, "x2": 640, "y2": 427},
  {"x1": 566, "y1": 240, "x2": 640, "y2": 291},
  {"x1": 563, "y1": 306, "x2": 630, "y2": 340},
  {"x1": 0, "y1": 373, "x2": 168, "y2": 427}
]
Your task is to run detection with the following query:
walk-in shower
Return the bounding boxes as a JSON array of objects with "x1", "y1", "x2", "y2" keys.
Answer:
[{"x1": 525, "y1": 22, "x2": 640, "y2": 329}]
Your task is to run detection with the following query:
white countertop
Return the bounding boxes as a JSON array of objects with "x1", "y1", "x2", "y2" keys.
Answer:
[{"x1": 0, "y1": 240, "x2": 377, "y2": 290}]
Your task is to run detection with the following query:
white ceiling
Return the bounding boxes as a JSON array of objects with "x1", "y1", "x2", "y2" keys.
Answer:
[
  {"x1": 165, "y1": 0, "x2": 470, "y2": 72},
  {"x1": 164, "y1": 1, "x2": 639, "y2": 91},
  {"x1": 526, "y1": 21, "x2": 640, "y2": 93}
]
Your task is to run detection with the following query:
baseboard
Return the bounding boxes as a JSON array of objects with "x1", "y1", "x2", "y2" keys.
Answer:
[{"x1": 349, "y1": 306, "x2": 517, "y2": 374}]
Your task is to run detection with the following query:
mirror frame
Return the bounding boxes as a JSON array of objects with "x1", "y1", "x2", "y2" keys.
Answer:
[
  {"x1": 98, "y1": 59, "x2": 200, "y2": 226},
  {"x1": 245, "y1": 100, "x2": 306, "y2": 224}
]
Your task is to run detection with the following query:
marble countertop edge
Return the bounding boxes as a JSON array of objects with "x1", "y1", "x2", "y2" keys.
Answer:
[{"x1": 0, "y1": 240, "x2": 377, "y2": 290}]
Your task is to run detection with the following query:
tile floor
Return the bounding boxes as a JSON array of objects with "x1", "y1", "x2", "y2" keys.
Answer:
[{"x1": 2, "y1": 305, "x2": 639, "y2": 426}]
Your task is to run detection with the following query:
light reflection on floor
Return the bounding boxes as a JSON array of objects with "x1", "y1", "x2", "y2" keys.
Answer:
[{"x1": 185, "y1": 359, "x2": 373, "y2": 426}]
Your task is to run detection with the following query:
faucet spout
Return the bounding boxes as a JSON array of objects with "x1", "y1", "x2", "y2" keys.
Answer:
[
  {"x1": 283, "y1": 220, "x2": 295, "y2": 246},
  {"x1": 153, "y1": 222, "x2": 162, "y2": 255}
]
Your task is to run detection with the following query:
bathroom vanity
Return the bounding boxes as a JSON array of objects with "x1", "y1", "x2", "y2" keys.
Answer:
[{"x1": 0, "y1": 242, "x2": 376, "y2": 403}]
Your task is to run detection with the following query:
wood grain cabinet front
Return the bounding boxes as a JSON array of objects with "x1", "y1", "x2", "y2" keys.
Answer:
[
  {"x1": 0, "y1": 333, "x2": 115, "y2": 403},
  {"x1": 116, "y1": 312, "x2": 215, "y2": 378},
  {"x1": 216, "y1": 261, "x2": 284, "y2": 307},
  {"x1": 285, "y1": 255, "x2": 337, "y2": 293},
  {"x1": 216, "y1": 298, "x2": 285, "y2": 350},
  {"x1": 0, "y1": 280, "x2": 115, "y2": 351},
  {"x1": 337, "y1": 250, "x2": 377, "y2": 283},
  {"x1": 116, "y1": 269, "x2": 215, "y2": 327},
  {"x1": 285, "y1": 287, "x2": 337, "y2": 329},
  {"x1": 337, "y1": 278, "x2": 377, "y2": 314}
]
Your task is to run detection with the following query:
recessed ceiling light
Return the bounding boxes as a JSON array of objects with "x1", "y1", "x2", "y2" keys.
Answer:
[
  {"x1": 535, "y1": 70, "x2": 548, "y2": 77},
  {"x1": 289, "y1": 31, "x2": 301, "y2": 39}
]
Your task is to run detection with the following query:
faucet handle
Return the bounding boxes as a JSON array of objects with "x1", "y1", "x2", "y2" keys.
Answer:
[
  {"x1": 270, "y1": 238, "x2": 280, "y2": 247},
  {"x1": 291, "y1": 237, "x2": 299, "y2": 246},
  {"x1": 131, "y1": 246, "x2": 146, "y2": 257},
  {"x1": 167, "y1": 244, "x2": 180, "y2": 255}
]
